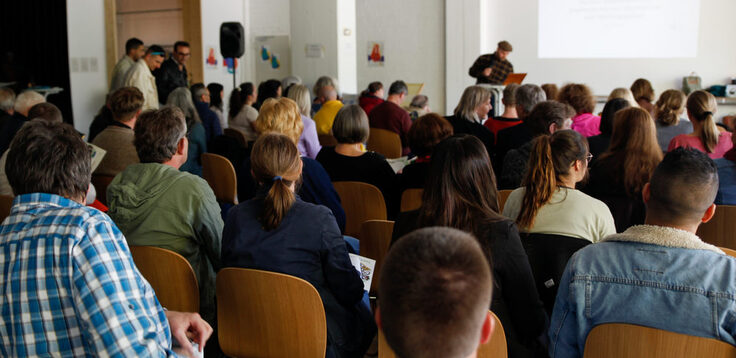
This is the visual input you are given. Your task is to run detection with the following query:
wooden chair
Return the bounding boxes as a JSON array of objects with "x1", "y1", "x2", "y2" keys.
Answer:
[
  {"x1": 359, "y1": 220, "x2": 394, "y2": 294},
  {"x1": 128, "y1": 246, "x2": 199, "y2": 313},
  {"x1": 216, "y1": 268, "x2": 327, "y2": 358},
  {"x1": 201, "y1": 153, "x2": 238, "y2": 205},
  {"x1": 697, "y1": 205, "x2": 736, "y2": 249},
  {"x1": 318, "y1": 134, "x2": 338, "y2": 147},
  {"x1": 583, "y1": 323, "x2": 736, "y2": 357},
  {"x1": 400, "y1": 188, "x2": 423, "y2": 212},
  {"x1": 367, "y1": 128, "x2": 402, "y2": 159},
  {"x1": 332, "y1": 181, "x2": 387, "y2": 237},
  {"x1": 0, "y1": 195, "x2": 13, "y2": 222},
  {"x1": 223, "y1": 127, "x2": 249, "y2": 148},
  {"x1": 378, "y1": 311, "x2": 507, "y2": 358},
  {"x1": 721, "y1": 247, "x2": 736, "y2": 259},
  {"x1": 91, "y1": 174, "x2": 115, "y2": 206},
  {"x1": 498, "y1": 189, "x2": 513, "y2": 213}
]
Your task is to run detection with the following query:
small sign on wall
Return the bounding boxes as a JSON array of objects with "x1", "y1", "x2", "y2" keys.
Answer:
[
  {"x1": 367, "y1": 41, "x2": 384, "y2": 66},
  {"x1": 305, "y1": 44, "x2": 324, "y2": 58}
]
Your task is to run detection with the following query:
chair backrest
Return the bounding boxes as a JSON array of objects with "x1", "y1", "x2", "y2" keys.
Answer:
[
  {"x1": 332, "y1": 181, "x2": 387, "y2": 237},
  {"x1": 223, "y1": 127, "x2": 249, "y2": 148},
  {"x1": 0, "y1": 195, "x2": 13, "y2": 222},
  {"x1": 520, "y1": 233, "x2": 590, "y2": 315},
  {"x1": 400, "y1": 188, "x2": 423, "y2": 212},
  {"x1": 91, "y1": 174, "x2": 115, "y2": 206},
  {"x1": 721, "y1": 247, "x2": 736, "y2": 259},
  {"x1": 367, "y1": 128, "x2": 402, "y2": 159},
  {"x1": 378, "y1": 310, "x2": 507, "y2": 358},
  {"x1": 128, "y1": 246, "x2": 199, "y2": 313},
  {"x1": 201, "y1": 153, "x2": 238, "y2": 205},
  {"x1": 318, "y1": 134, "x2": 338, "y2": 147},
  {"x1": 697, "y1": 205, "x2": 736, "y2": 249},
  {"x1": 498, "y1": 189, "x2": 513, "y2": 213},
  {"x1": 583, "y1": 323, "x2": 736, "y2": 358},
  {"x1": 359, "y1": 220, "x2": 394, "y2": 294},
  {"x1": 216, "y1": 268, "x2": 327, "y2": 358}
]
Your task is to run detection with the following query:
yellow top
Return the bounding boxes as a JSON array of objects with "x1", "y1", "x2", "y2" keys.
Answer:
[{"x1": 313, "y1": 100, "x2": 344, "y2": 135}]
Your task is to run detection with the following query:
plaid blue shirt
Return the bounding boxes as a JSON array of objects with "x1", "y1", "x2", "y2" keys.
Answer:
[{"x1": 0, "y1": 193, "x2": 175, "y2": 357}]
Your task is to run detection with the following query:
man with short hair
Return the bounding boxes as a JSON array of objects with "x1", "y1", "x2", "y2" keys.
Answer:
[
  {"x1": 483, "y1": 83, "x2": 519, "y2": 138},
  {"x1": 92, "y1": 87, "x2": 144, "y2": 176},
  {"x1": 155, "y1": 41, "x2": 190, "y2": 104},
  {"x1": 107, "y1": 107, "x2": 223, "y2": 326},
  {"x1": 0, "y1": 119, "x2": 212, "y2": 356},
  {"x1": 110, "y1": 37, "x2": 144, "y2": 91},
  {"x1": 549, "y1": 147, "x2": 736, "y2": 357},
  {"x1": 190, "y1": 83, "x2": 222, "y2": 144},
  {"x1": 123, "y1": 45, "x2": 165, "y2": 111},
  {"x1": 469, "y1": 40, "x2": 514, "y2": 85},
  {"x1": 378, "y1": 227, "x2": 495, "y2": 358},
  {"x1": 494, "y1": 83, "x2": 547, "y2": 173},
  {"x1": 0, "y1": 90, "x2": 45, "y2": 154},
  {"x1": 368, "y1": 80, "x2": 413, "y2": 155},
  {"x1": 313, "y1": 86, "x2": 344, "y2": 135}
]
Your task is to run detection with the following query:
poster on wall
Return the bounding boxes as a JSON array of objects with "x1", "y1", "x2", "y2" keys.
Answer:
[
  {"x1": 367, "y1": 41, "x2": 384, "y2": 66},
  {"x1": 205, "y1": 46, "x2": 218, "y2": 68},
  {"x1": 255, "y1": 35, "x2": 291, "y2": 83}
]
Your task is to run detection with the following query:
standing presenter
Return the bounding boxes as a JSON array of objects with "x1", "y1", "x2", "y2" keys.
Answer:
[{"x1": 469, "y1": 40, "x2": 514, "y2": 85}]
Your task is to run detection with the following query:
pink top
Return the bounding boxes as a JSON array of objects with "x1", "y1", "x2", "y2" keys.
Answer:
[
  {"x1": 571, "y1": 113, "x2": 601, "y2": 137},
  {"x1": 667, "y1": 131, "x2": 733, "y2": 159}
]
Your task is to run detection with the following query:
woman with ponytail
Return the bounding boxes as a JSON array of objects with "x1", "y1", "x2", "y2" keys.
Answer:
[
  {"x1": 654, "y1": 89, "x2": 691, "y2": 152},
  {"x1": 668, "y1": 90, "x2": 732, "y2": 158},
  {"x1": 228, "y1": 82, "x2": 258, "y2": 142},
  {"x1": 502, "y1": 130, "x2": 615, "y2": 242},
  {"x1": 222, "y1": 133, "x2": 376, "y2": 358}
]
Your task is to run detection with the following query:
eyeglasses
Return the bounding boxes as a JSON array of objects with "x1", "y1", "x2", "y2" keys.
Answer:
[
  {"x1": 586, "y1": 153, "x2": 593, "y2": 163},
  {"x1": 176, "y1": 52, "x2": 191, "y2": 57}
]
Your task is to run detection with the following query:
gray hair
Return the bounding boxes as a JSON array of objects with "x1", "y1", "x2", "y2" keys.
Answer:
[
  {"x1": 313, "y1": 75, "x2": 339, "y2": 97},
  {"x1": 167, "y1": 87, "x2": 201, "y2": 125},
  {"x1": 515, "y1": 84, "x2": 547, "y2": 114},
  {"x1": 134, "y1": 107, "x2": 188, "y2": 163},
  {"x1": 332, "y1": 104, "x2": 369, "y2": 144},
  {"x1": 410, "y1": 95, "x2": 429, "y2": 108},
  {"x1": 0, "y1": 87, "x2": 15, "y2": 113},
  {"x1": 287, "y1": 84, "x2": 312, "y2": 117},
  {"x1": 14, "y1": 90, "x2": 45, "y2": 116},
  {"x1": 282, "y1": 75, "x2": 302, "y2": 90},
  {"x1": 453, "y1": 85, "x2": 491, "y2": 122}
]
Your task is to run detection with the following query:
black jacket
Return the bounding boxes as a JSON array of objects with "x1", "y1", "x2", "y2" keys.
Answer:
[{"x1": 153, "y1": 57, "x2": 188, "y2": 104}]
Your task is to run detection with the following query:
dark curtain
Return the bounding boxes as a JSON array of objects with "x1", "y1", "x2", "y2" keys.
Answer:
[{"x1": 0, "y1": 0, "x2": 74, "y2": 125}]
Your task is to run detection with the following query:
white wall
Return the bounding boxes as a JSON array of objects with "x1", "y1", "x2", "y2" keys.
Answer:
[
  {"x1": 290, "y1": 0, "x2": 339, "y2": 94},
  {"x1": 358, "y1": 0, "x2": 445, "y2": 113},
  {"x1": 67, "y1": 0, "x2": 108, "y2": 135},
  {"x1": 445, "y1": 0, "x2": 486, "y2": 115},
  {"x1": 246, "y1": 0, "x2": 291, "y2": 84}
]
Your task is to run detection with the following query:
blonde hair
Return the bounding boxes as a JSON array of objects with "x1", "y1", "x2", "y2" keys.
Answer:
[
  {"x1": 607, "y1": 87, "x2": 638, "y2": 108},
  {"x1": 686, "y1": 90, "x2": 719, "y2": 153},
  {"x1": 255, "y1": 97, "x2": 304, "y2": 144},
  {"x1": 654, "y1": 89, "x2": 686, "y2": 126},
  {"x1": 287, "y1": 84, "x2": 312, "y2": 117},
  {"x1": 454, "y1": 85, "x2": 491, "y2": 123}
]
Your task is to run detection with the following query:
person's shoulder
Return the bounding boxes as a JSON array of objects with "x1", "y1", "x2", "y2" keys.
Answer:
[
  {"x1": 364, "y1": 151, "x2": 387, "y2": 162},
  {"x1": 569, "y1": 189, "x2": 611, "y2": 211}
]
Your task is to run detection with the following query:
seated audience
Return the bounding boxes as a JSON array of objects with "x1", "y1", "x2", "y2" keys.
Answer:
[
  {"x1": 0, "y1": 90, "x2": 44, "y2": 154},
  {"x1": 405, "y1": 94, "x2": 430, "y2": 121},
  {"x1": 254, "y1": 79, "x2": 282, "y2": 110},
  {"x1": 0, "y1": 119, "x2": 211, "y2": 356},
  {"x1": 668, "y1": 90, "x2": 732, "y2": 159},
  {"x1": 607, "y1": 87, "x2": 638, "y2": 108},
  {"x1": 399, "y1": 113, "x2": 453, "y2": 193},
  {"x1": 312, "y1": 75, "x2": 340, "y2": 115},
  {"x1": 494, "y1": 84, "x2": 547, "y2": 172},
  {"x1": 379, "y1": 227, "x2": 495, "y2": 358},
  {"x1": 287, "y1": 84, "x2": 321, "y2": 159},
  {"x1": 445, "y1": 85, "x2": 494, "y2": 156},
  {"x1": 92, "y1": 87, "x2": 142, "y2": 176},
  {"x1": 0, "y1": 87, "x2": 15, "y2": 123},
  {"x1": 107, "y1": 107, "x2": 223, "y2": 326},
  {"x1": 313, "y1": 86, "x2": 344, "y2": 135},
  {"x1": 549, "y1": 148, "x2": 736, "y2": 357},
  {"x1": 541, "y1": 83, "x2": 558, "y2": 100},
  {"x1": 483, "y1": 83, "x2": 520, "y2": 140},
  {"x1": 191, "y1": 83, "x2": 223, "y2": 144},
  {"x1": 368, "y1": 80, "x2": 413, "y2": 155},
  {"x1": 631, "y1": 77, "x2": 656, "y2": 115},
  {"x1": 654, "y1": 89, "x2": 692, "y2": 152},
  {"x1": 87, "y1": 97, "x2": 114, "y2": 142},
  {"x1": 358, "y1": 81, "x2": 384, "y2": 115},
  {"x1": 587, "y1": 98, "x2": 630, "y2": 158},
  {"x1": 715, "y1": 133, "x2": 736, "y2": 204},
  {"x1": 167, "y1": 87, "x2": 207, "y2": 176},
  {"x1": 500, "y1": 101, "x2": 575, "y2": 189},
  {"x1": 281, "y1": 75, "x2": 302, "y2": 96},
  {"x1": 584, "y1": 107, "x2": 663, "y2": 232},
  {"x1": 317, "y1": 104, "x2": 398, "y2": 218},
  {"x1": 228, "y1": 82, "x2": 259, "y2": 142},
  {"x1": 502, "y1": 130, "x2": 615, "y2": 242},
  {"x1": 222, "y1": 133, "x2": 375, "y2": 358},
  {"x1": 558, "y1": 83, "x2": 601, "y2": 137},
  {"x1": 123, "y1": 44, "x2": 164, "y2": 111},
  {"x1": 392, "y1": 135, "x2": 547, "y2": 356},
  {"x1": 207, "y1": 82, "x2": 226, "y2": 129}
]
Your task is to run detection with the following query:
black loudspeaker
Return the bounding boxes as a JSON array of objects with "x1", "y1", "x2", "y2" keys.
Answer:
[{"x1": 220, "y1": 22, "x2": 245, "y2": 58}]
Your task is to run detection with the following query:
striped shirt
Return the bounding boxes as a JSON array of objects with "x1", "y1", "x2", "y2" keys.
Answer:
[{"x1": 0, "y1": 193, "x2": 175, "y2": 357}]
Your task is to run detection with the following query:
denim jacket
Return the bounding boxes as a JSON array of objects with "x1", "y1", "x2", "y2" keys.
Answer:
[{"x1": 549, "y1": 225, "x2": 736, "y2": 357}]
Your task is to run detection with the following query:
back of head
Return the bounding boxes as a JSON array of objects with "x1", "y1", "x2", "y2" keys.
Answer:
[
  {"x1": 654, "y1": 89, "x2": 686, "y2": 126},
  {"x1": 388, "y1": 80, "x2": 408, "y2": 96},
  {"x1": 502, "y1": 83, "x2": 519, "y2": 106},
  {"x1": 0, "y1": 87, "x2": 16, "y2": 113},
  {"x1": 228, "y1": 82, "x2": 255, "y2": 119},
  {"x1": 281, "y1": 75, "x2": 302, "y2": 91},
  {"x1": 250, "y1": 133, "x2": 302, "y2": 230},
  {"x1": 648, "y1": 147, "x2": 718, "y2": 226},
  {"x1": 27, "y1": 102, "x2": 63, "y2": 124},
  {"x1": 607, "y1": 87, "x2": 638, "y2": 108},
  {"x1": 599, "y1": 98, "x2": 630, "y2": 136},
  {"x1": 190, "y1": 83, "x2": 208, "y2": 103},
  {"x1": 631, "y1": 78, "x2": 655, "y2": 102},
  {"x1": 14, "y1": 90, "x2": 45, "y2": 116},
  {"x1": 256, "y1": 79, "x2": 283, "y2": 107},
  {"x1": 109, "y1": 87, "x2": 144, "y2": 122},
  {"x1": 379, "y1": 227, "x2": 492, "y2": 358},
  {"x1": 368, "y1": 81, "x2": 383, "y2": 94},
  {"x1": 558, "y1": 83, "x2": 595, "y2": 115},
  {"x1": 518, "y1": 130, "x2": 588, "y2": 228},
  {"x1": 540, "y1": 84, "x2": 558, "y2": 101},
  {"x1": 146, "y1": 45, "x2": 166, "y2": 57},
  {"x1": 125, "y1": 37, "x2": 144, "y2": 54},
  {"x1": 286, "y1": 84, "x2": 312, "y2": 117},
  {"x1": 207, "y1": 82, "x2": 224, "y2": 109},
  {"x1": 255, "y1": 97, "x2": 304, "y2": 144},
  {"x1": 515, "y1": 84, "x2": 547, "y2": 115},
  {"x1": 408, "y1": 113, "x2": 453, "y2": 157},
  {"x1": 526, "y1": 101, "x2": 576, "y2": 136},
  {"x1": 7, "y1": 119, "x2": 89, "y2": 199},
  {"x1": 332, "y1": 104, "x2": 369, "y2": 144},
  {"x1": 313, "y1": 75, "x2": 339, "y2": 97},
  {"x1": 410, "y1": 94, "x2": 429, "y2": 109},
  {"x1": 167, "y1": 87, "x2": 200, "y2": 128},
  {"x1": 320, "y1": 86, "x2": 338, "y2": 102},
  {"x1": 454, "y1": 85, "x2": 491, "y2": 121},
  {"x1": 134, "y1": 107, "x2": 186, "y2": 163},
  {"x1": 686, "y1": 90, "x2": 719, "y2": 153}
]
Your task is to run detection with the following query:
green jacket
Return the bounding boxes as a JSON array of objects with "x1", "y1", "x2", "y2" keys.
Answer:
[{"x1": 107, "y1": 162, "x2": 223, "y2": 324}]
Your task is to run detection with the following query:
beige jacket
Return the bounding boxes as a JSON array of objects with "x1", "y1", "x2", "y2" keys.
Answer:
[
  {"x1": 109, "y1": 55, "x2": 135, "y2": 91},
  {"x1": 123, "y1": 60, "x2": 159, "y2": 111}
]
